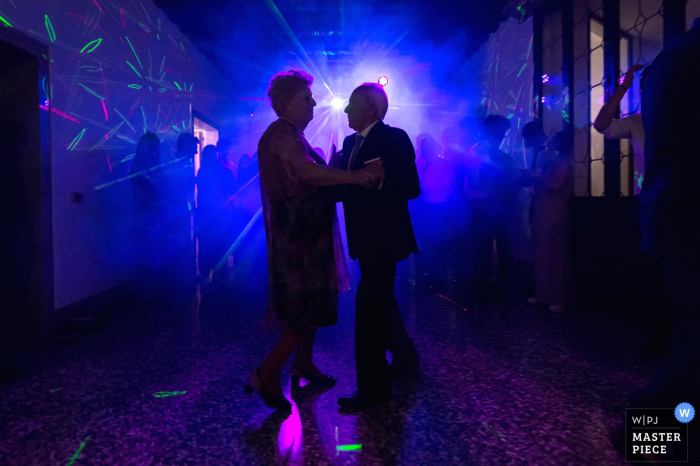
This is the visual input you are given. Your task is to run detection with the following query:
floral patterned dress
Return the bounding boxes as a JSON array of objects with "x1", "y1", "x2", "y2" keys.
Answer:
[{"x1": 257, "y1": 118, "x2": 349, "y2": 334}]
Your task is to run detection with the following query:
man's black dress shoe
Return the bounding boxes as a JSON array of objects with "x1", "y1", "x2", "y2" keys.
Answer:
[
  {"x1": 389, "y1": 356, "x2": 419, "y2": 380},
  {"x1": 338, "y1": 389, "x2": 391, "y2": 409}
]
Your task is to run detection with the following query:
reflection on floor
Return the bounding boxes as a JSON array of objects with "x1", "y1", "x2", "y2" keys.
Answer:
[{"x1": 0, "y1": 273, "x2": 660, "y2": 465}]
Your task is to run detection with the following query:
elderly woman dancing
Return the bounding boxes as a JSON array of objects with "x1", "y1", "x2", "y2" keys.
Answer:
[{"x1": 244, "y1": 70, "x2": 384, "y2": 411}]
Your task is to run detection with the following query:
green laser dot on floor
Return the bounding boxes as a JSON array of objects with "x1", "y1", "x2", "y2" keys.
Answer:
[
  {"x1": 66, "y1": 436, "x2": 89, "y2": 466},
  {"x1": 336, "y1": 444, "x2": 362, "y2": 451},
  {"x1": 154, "y1": 391, "x2": 186, "y2": 397}
]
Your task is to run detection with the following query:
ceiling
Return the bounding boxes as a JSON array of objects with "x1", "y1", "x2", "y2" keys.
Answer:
[{"x1": 153, "y1": 0, "x2": 510, "y2": 97}]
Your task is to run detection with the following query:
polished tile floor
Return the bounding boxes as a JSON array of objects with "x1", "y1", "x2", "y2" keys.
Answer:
[{"x1": 0, "y1": 256, "x2": 663, "y2": 466}]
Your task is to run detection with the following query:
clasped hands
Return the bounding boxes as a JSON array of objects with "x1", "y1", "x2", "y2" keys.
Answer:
[
  {"x1": 329, "y1": 144, "x2": 384, "y2": 189},
  {"x1": 355, "y1": 160, "x2": 384, "y2": 188}
]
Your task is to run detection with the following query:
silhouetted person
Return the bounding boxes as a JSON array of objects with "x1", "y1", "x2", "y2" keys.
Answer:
[
  {"x1": 131, "y1": 133, "x2": 166, "y2": 272},
  {"x1": 522, "y1": 132, "x2": 575, "y2": 312},
  {"x1": 442, "y1": 126, "x2": 471, "y2": 299},
  {"x1": 465, "y1": 115, "x2": 520, "y2": 304},
  {"x1": 630, "y1": 21, "x2": 700, "y2": 461},
  {"x1": 236, "y1": 153, "x2": 258, "y2": 188},
  {"x1": 196, "y1": 144, "x2": 236, "y2": 283},
  {"x1": 521, "y1": 120, "x2": 550, "y2": 226},
  {"x1": 131, "y1": 133, "x2": 170, "y2": 308},
  {"x1": 413, "y1": 134, "x2": 452, "y2": 290},
  {"x1": 521, "y1": 120, "x2": 548, "y2": 172},
  {"x1": 594, "y1": 65, "x2": 647, "y2": 194},
  {"x1": 217, "y1": 137, "x2": 236, "y2": 175},
  {"x1": 132, "y1": 133, "x2": 195, "y2": 313},
  {"x1": 333, "y1": 83, "x2": 421, "y2": 409}
]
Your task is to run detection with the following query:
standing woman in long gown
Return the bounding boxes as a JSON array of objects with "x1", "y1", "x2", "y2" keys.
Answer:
[
  {"x1": 525, "y1": 131, "x2": 575, "y2": 312},
  {"x1": 245, "y1": 70, "x2": 384, "y2": 410}
]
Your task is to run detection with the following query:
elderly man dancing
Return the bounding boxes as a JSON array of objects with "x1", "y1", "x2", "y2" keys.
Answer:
[{"x1": 331, "y1": 83, "x2": 421, "y2": 409}]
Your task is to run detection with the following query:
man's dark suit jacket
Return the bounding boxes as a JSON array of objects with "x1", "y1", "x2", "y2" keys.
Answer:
[{"x1": 338, "y1": 120, "x2": 421, "y2": 262}]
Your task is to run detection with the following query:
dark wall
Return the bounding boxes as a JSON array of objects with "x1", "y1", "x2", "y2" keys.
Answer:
[
  {"x1": 0, "y1": 39, "x2": 51, "y2": 345},
  {"x1": 570, "y1": 197, "x2": 663, "y2": 314}
]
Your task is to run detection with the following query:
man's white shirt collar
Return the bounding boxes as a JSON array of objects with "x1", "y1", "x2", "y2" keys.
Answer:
[{"x1": 358, "y1": 119, "x2": 380, "y2": 139}]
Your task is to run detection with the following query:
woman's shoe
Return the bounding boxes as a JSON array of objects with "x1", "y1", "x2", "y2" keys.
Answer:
[
  {"x1": 244, "y1": 367, "x2": 292, "y2": 411},
  {"x1": 290, "y1": 364, "x2": 336, "y2": 389}
]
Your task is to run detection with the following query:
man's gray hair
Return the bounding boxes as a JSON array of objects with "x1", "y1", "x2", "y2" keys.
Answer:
[{"x1": 355, "y1": 83, "x2": 389, "y2": 119}]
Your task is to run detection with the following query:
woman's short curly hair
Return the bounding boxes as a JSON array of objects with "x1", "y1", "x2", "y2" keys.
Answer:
[{"x1": 267, "y1": 70, "x2": 313, "y2": 117}]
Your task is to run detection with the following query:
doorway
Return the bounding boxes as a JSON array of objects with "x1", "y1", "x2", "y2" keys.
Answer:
[{"x1": 0, "y1": 31, "x2": 54, "y2": 346}]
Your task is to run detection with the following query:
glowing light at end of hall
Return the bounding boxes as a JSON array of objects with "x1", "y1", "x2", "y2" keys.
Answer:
[
  {"x1": 331, "y1": 97, "x2": 344, "y2": 109},
  {"x1": 378, "y1": 76, "x2": 389, "y2": 87}
]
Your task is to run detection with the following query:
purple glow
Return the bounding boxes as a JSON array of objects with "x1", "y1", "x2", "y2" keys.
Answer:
[
  {"x1": 278, "y1": 404, "x2": 303, "y2": 460},
  {"x1": 92, "y1": 0, "x2": 105, "y2": 15},
  {"x1": 541, "y1": 74, "x2": 550, "y2": 83}
]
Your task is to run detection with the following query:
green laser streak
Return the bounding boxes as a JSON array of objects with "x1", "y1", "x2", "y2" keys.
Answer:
[
  {"x1": 78, "y1": 83, "x2": 105, "y2": 100},
  {"x1": 95, "y1": 156, "x2": 188, "y2": 190},
  {"x1": 114, "y1": 108, "x2": 136, "y2": 133},
  {"x1": 1, "y1": 15, "x2": 13, "y2": 27},
  {"x1": 68, "y1": 129, "x2": 86, "y2": 150},
  {"x1": 141, "y1": 106, "x2": 147, "y2": 132},
  {"x1": 189, "y1": 83, "x2": 193, "y2": 92},
  {"x1": 89, "y1": 122, "x2": 124, "y2": 152},
  {"x1": 174, "y1": 81, "x2": 182, "y2": 91},
  {"x1": 516, "y1": 63, "x2": 528, "y2": 77},
  {"x1": 44, "y1": 15, "x2": 55, "y2": 42},
  {"x1": 125, "y1": 36, "x2": 143, "y2": 69},
  {"x1": 172, "y1": 125, "x2": 180, "y2": 132},
  {"x1": 66, "y1": 436, "x2": 89, "y2": 466},
  {"x1": 116, "y1": 134, "x2": 136, "y2": 144},
  {"x1": 336, "y1": 444, "x2": 362, "y2": 451},
  {"x1": 51, "y1": 388, "x2": 62, "y2": 393},
  {"x1": 80, "y1": 38, "x2": 102, "y2": 53},
  {"x1": 128, "y1": 84, "x2": 142, "y2": 89},
  {"x1": 154, "y1": 391, "x2": 186, "y2": 397},
  {"x1": 159, "y1": 88, "x2": 166, "y2": 92},
  {"x1": 126, "y1": 61, "x2": 142, "y2": 78}
]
